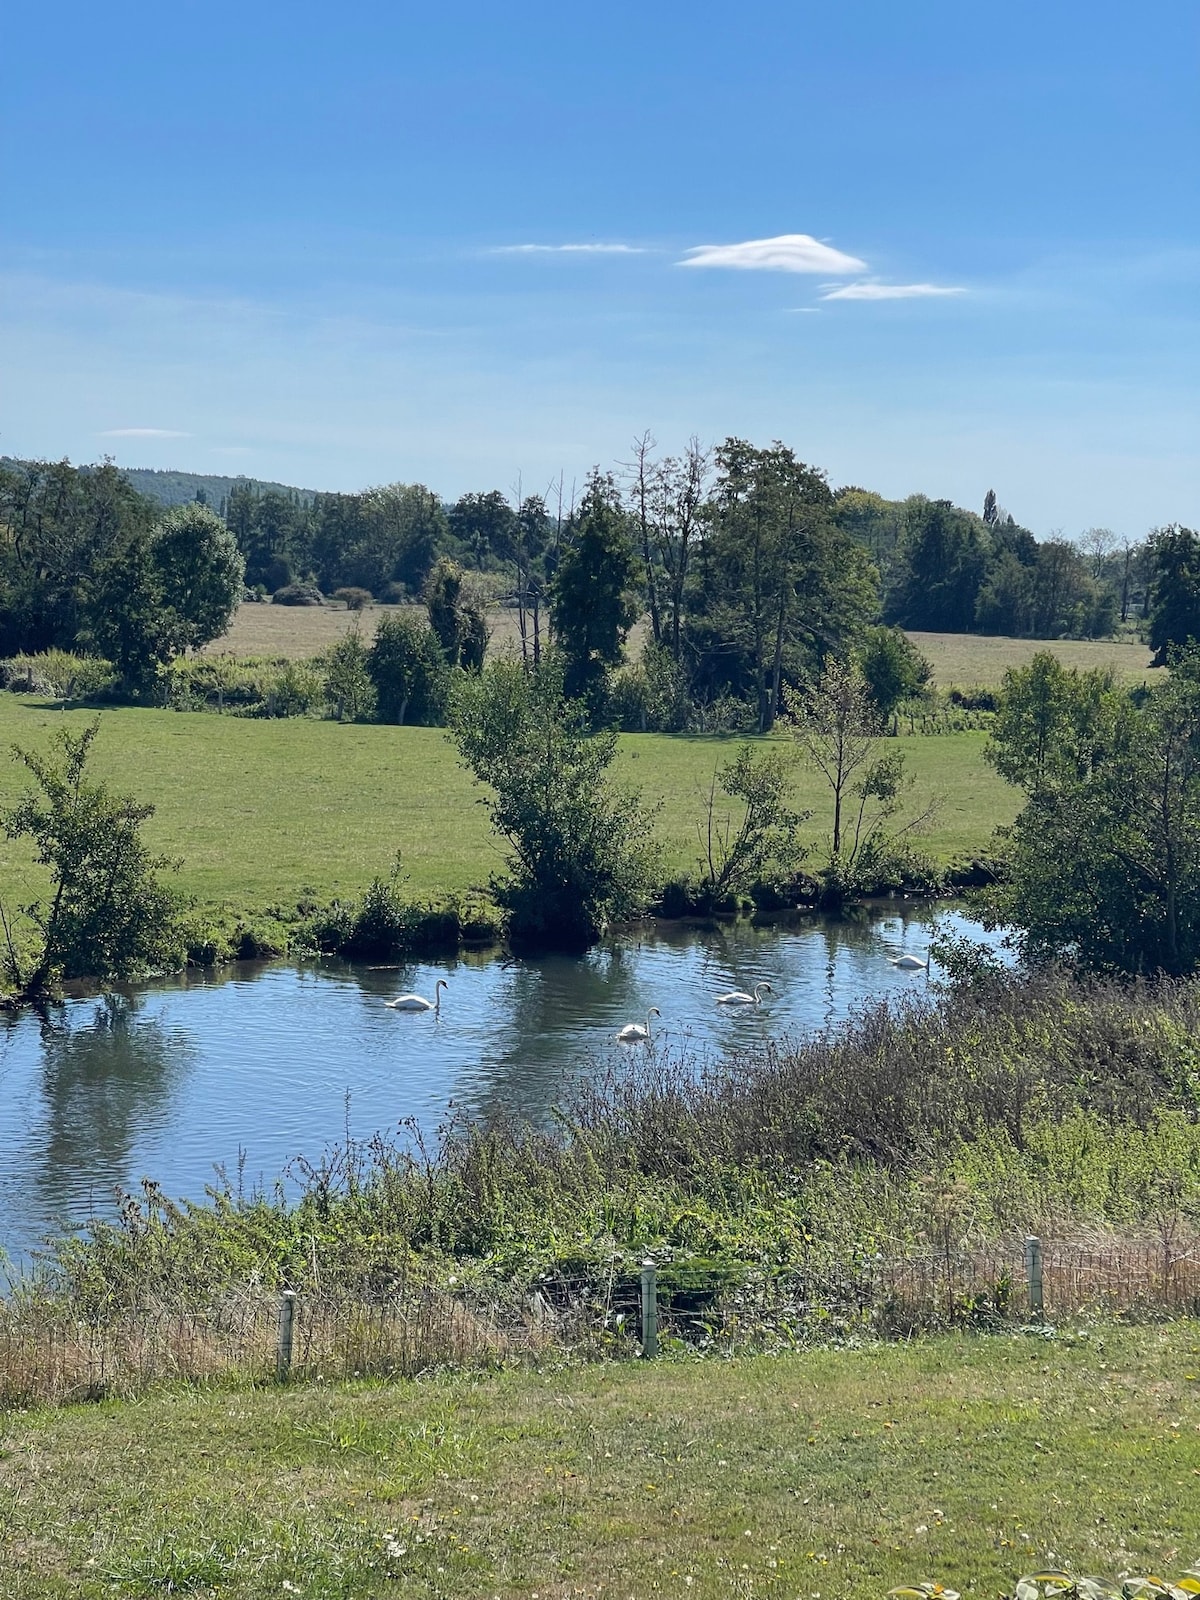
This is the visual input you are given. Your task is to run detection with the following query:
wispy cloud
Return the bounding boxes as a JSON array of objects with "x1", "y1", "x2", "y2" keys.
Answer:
[
  {"x1": 99, "y1": 426, "x2": 191, "y2": 437},
  {"x1": 680, "y1": 233, "x2": 866, "y2": 275},
  {"x1": 820, "y1": 281, "x2": 966, "y2": 301},
  {"x1": 493, "y1": 242, "x2": 646, "y2": 255}
]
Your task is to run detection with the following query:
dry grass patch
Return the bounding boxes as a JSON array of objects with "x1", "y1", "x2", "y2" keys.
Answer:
[
  {"x1": 909, "y1": 631, "x2": 1156, "y2": 689},
  {"x1": 201, "y1": 602, "x2": 644, "y2": 664}
]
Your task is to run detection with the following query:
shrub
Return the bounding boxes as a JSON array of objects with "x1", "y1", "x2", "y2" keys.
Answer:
[
  {"x1": 451, "y1": 658, "x2": 662, "y2": 951},
  {"x1": 323, "y1": 630, "x2": 376, "y2": 722},
  {"x1": 0, "y1": 651, "x2": 116, "y2": 701},
  {"x1": 332, "y1": 586, "x2": 373, "y2": 612},
  {"x1": 368, "y1": 612, "x2": 450, "y2": 725},
  {"x1": 272, "y1": 583, "x2": 324, "y2": 606}
]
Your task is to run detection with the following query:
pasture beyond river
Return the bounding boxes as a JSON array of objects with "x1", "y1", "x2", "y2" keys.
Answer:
[{"x1": 0, "y1": 906, "x2": 1001, "y2": 1273}]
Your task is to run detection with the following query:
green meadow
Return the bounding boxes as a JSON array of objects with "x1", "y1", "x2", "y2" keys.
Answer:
[
  {"x1": 0, "y1": 694, "x2": 1016, "y2": 913},
  {"x1": 1, "y1": 1326, "x2": 1197, "y2": 1599}
]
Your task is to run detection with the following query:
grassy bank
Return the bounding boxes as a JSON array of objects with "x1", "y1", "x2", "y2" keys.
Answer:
[
  {"x1": 0, "y1": 693, "x2": 1015, "y2": 911},
  {"x1": 1, "y1": 1325, "x2": 1197, "y2": 1599}
]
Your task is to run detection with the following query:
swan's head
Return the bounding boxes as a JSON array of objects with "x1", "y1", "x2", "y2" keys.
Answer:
[
  {"x1": 436, "y1": 979, "x2": 448, "y2": 992},
  {"x1": 648, "y1": 1007, "x2": 661, "y2": 1018}
]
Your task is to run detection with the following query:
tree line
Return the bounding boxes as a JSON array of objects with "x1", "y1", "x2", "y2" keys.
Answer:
[{"x1": 3, "y1": 447, "x2": 1199, "y2": 730}]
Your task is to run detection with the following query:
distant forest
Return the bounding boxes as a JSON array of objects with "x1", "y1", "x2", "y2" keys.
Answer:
[{"x1": 96, "y1": 466, "x2": 319, "y2": 512}]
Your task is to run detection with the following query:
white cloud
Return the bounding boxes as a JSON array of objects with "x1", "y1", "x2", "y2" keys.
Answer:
[
  {"x1": 820, "y1": 281, "x2": 966, "y2": 301},
  {"x1": 99, "y1": 426, "x2": 191, "y2": 437},
  {"x1": 493, "y1": 243, "x2": 646, "y2": 255},
  {"x1": 679, "y1": 233, "x2": 866, "y2": 275}
]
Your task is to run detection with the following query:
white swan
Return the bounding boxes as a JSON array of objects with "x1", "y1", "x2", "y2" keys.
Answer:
[
  {"x1": 385, "y1": 978, "x2": 448, "y2": 1012},
  {"x1": 617, "y1": 1007, "x2": 660, "y2": 1043},
  {"x1": 715, "y1": 982, "x2": 772, "y2": 1006},
  {"x1": 890, "y1": 954, "x2": 927, "y2": 971}
]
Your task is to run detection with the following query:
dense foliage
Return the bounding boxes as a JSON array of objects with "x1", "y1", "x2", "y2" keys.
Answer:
[
  {"x1": 986, "y1": 651, "x2": 1200, "y2": 973},
  {"x1": 0, "y1": 462, "x2": 242, "y2": 687},
  {"x1": 2, "y1": 448, "x2": 1182, "y2": 745}
]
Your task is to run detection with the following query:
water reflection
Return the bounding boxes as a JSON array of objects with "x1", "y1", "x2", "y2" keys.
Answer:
[
  {"x1": 0, "y1": 905, "x2": 997, "y2": 1271},
  {"x1": 1, "y1": 992, "x2": 196, "y2": 1269}
]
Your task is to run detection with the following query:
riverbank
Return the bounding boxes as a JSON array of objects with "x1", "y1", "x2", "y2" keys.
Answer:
[
  {"x1": 10, "y1": 967, "x2": 1199, "y2": 1348},
  {"x1": 1, "y1": 1324, "x2": 1195, "y2": 1599}
]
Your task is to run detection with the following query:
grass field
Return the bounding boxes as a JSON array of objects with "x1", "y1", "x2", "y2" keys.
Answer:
[
  {"x1": 206, "y1": 604, "x2": 1156, "y2": 688},
  {"x1": 0, "y1": 696, "x2": 1015, "y2": 911},
  {"x1": 200, "y1": 602, "x2": 638, "y2": 664},
  {"x1": 1, "y1": 1326, "x2": 1197, "y2": 1598},
  {"x1": 910, "y1": 630, "x2": 1156, "y2": 688}
]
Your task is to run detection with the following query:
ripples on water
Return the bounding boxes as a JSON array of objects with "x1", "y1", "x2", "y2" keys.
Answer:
[{"x1": 0, "y1": 905, "x2": 1000, "y2": 1270}]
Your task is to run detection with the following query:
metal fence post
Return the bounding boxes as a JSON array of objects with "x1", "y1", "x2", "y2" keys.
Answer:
[
  {"x1": 1024, "y1": 1236, "x2": 1044, "y2": 1319},
  {"x1": 276, "y1": 1290, "x2": 296, "y2": 1381},
  {"x1": 640, "y1": 1259, "x2": 659, "y2": 1358}
]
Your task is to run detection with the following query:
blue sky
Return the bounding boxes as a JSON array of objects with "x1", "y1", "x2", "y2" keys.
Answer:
[{"x1": 2, "y1": 0, "x2": 1197, "y2": 535}]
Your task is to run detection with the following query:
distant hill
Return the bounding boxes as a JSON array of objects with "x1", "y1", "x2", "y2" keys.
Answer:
[
  {"x1": 114, "y1": 467, "x2": 319, "y2": 511},
  {"x1": 0, "y1": 459, "x2": 318, "y2": 513}
]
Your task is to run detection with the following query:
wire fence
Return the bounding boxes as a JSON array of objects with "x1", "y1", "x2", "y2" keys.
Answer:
[{"x1": 2, "y1": 1230, "x2": 1197, "y2": 1409}]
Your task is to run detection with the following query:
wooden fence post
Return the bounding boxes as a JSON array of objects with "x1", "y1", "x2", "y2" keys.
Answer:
[
  {"x1": 1024, "y1": 1236, "x2": 1044, "y2": 1319},
  {"x1": 640, "y1": 1259, "x2": 659, "y2": 1358},
  {"x1": 277, "y1": 1291, "x2": 296, "y2": 1381}
]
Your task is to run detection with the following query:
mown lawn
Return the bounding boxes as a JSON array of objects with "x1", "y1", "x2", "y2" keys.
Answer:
[
  {"x1": 1, "y1": 1326, "x2": 1197, "y2": 1599},
  {"x1": 0, "y1": 696, "x2": 1016, "y2": 911}
]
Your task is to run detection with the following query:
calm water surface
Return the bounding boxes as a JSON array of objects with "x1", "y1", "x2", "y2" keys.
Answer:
[{"x1": 0, "y1": 905, "x2": 999, "y2": 1271}]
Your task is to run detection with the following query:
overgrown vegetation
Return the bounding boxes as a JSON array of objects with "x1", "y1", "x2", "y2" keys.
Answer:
[
  {"x1": 984, "y1": 649, "x2": 1200, "y2": 973},
  {"x1": 26, "y1": 968, "x2": 1200, "y2": 1320},
  {"x1": 8, "y1": 449, "x2": 1175, "y2": 747}
]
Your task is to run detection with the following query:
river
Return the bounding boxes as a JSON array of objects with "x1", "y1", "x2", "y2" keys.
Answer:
[{"x1": 0, "y1": 904, "x2": 1001, "y2": 1273}]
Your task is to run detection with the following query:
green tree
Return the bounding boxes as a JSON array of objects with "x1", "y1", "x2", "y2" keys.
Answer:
[
  {"x1": 832, "y1": 486, "x2": 907, "y2": 566},
  {"x1": 310, "y1": 483, "x2": 445, "y2": 597},
  {"x1": 0, "y1": 459, "x2": 154, "y2": 657},
  {"x1": 973, "y1": 550, "x2": 1032, "y2": 635},
  {"x1": 448, "y1": 490, "x2": 514, "y2": 570},
  {"x1": 856, "y1": 626, "x2": 932, "y2": 717},
  {"x1": 1147, "y1": 525, "x2": 1200, "y2": 667},
  {"x1": 886, "y1": 498, "x2": 988, "y2": 631},
  {"x1": 82, "y1": 530, "x2": 178, "y2": 690},
  {"x1": 549, "y1": 472, "x2": 639, "y2": 716},
  {"x1": 451, "y1": 658, "x2": 661, "y2": 950},
  {"x1": 82, "y1": 504, "x2": 245, "y2": 689},
  {"x1": 690, "y1": 441, "x2": 877, "y2": 732},
  {"x1": 988, "y1": 660, "x2": 1200, "y2": 974},
  {"x1": 986, "y1": 653, "x2": 1116, "y2": 790},
  {"x1": 425, "y1": 557, "x2": 487, "y2": 671},
  {"x1": 0, "y1": 721, "x2": 183, "y2": 1001},
  {"x1": 324, "y1": 628, "x2": 376, "y2": 722},
  {"x1": 368, "y1": 611, "x2": 449, "y2": 725},
  {"x1": 152, "y1": 503, "x2": 245, "y2": 652}
]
